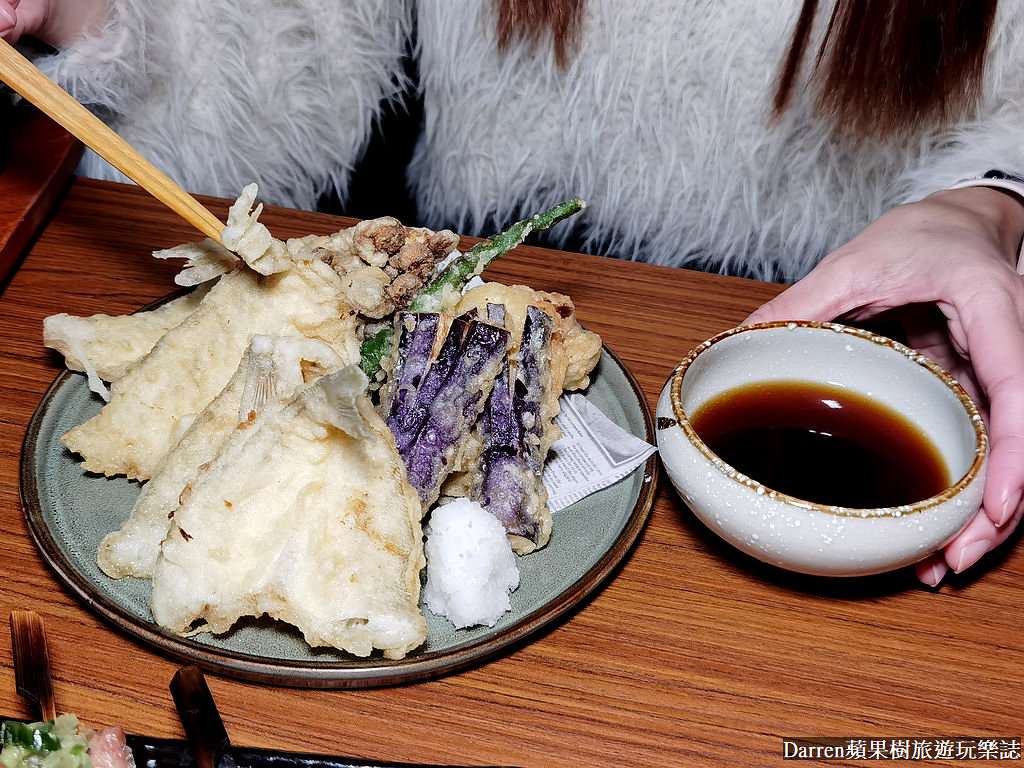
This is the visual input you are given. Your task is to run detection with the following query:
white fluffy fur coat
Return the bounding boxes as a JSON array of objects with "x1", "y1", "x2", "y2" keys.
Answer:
[
  {"x1": 35, "y1": 0, "x2": 1024, "y2": 281},
  {"x1": 411, "y1": 0, "x2": 1024, "y2": 281},
  {"x1": 36, "y1": 0, "x2": 413, "y2": 212}
]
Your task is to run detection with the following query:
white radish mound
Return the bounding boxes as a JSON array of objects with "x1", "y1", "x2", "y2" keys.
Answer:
[{"x1": 423, "y1": 498, "x2": 520, "y2": 628}]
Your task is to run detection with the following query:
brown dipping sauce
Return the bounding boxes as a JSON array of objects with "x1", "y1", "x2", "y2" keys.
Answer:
[{"x1": 689, "y1": 380, "x2": 950, "y2": 509}]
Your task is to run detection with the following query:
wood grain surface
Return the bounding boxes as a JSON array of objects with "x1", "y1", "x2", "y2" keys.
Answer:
[
  {"x1": 0, "y1": 106, "x2": 80, "y2": 284},
  {"x1": 0, "y1": 178, "x2": 1020, "y2": 767}
]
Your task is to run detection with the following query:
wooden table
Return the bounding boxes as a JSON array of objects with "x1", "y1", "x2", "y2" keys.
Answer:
[{"x1": 0, "y1": 178, "x2": 1020, "y2": 767}]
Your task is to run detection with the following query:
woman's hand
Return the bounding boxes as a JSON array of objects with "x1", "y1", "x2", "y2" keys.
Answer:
[
  {"x1": 744, "y1": 186, "x2": 1024, "y2": 586},
  {"x1": 0, "y1": 0, "x2": 106, "y2": 47}
]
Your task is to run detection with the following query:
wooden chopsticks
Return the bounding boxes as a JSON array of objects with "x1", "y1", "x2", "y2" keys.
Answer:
[{"x1": 0, "y1": 38, "x2": 225, "y2": 245}]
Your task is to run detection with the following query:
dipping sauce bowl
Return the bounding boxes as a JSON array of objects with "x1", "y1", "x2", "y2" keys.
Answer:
[{"x1": 656, "y1": 321, "x2": 988, "y2": 577}]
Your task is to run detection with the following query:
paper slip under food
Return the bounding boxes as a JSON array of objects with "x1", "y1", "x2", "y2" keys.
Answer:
[{"x1": 543, "y1": 393, "x2": 658, "y2": 511}]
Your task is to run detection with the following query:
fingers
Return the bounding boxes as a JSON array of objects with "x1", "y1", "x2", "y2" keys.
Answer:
[
  {"x1": 743, "y1": 242, "x2": 918, "y2": 327},
  {"x1": 0, "y1": 0, "x2": 62, "y2": 46},
  {"x1": 0, "y1": 0, "x2": 31, "y2": 44},
  {"x1": 942, "y1": 501, "x2": 1023, "y2": 573},
  {"x1": 916, "y1": 495, "x2": 1023, "y2": 586},
  {"x1": 981, "y1": 384, "x2": 1024, "y2": 526},
  {"x1": 914, "y1": 553, "x2": 949, "y2": 587},
  {"x1": 941, "y1": 281, "x2": 1024, "y2": 528},
  {"x1": 743, "y1": 257, "x2": 866, "y2": 325}
]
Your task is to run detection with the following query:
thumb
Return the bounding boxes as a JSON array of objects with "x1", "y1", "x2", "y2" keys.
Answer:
[{"x1": 743, "y1": 277, "x2": 856, "y2": 325}]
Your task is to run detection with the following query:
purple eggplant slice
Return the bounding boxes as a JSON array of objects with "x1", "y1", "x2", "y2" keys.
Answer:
[
  {"x1": 384, "y1": 312, "x2": 509, "y2": 507},
  {"x1": 382, "y1": 312, "x2": 477, "y2": 455},
  {"x1": 472, "y1": 305, "x2": 554, "y2": 550},
  {"x1": 381, "y1": 312, "x2": 441, "y2": 453}
]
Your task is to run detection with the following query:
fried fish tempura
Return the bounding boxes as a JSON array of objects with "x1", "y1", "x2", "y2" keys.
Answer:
[
  {"x1": 61, "y1": 258, "x2": 360, "y2": 480},
  {"x1": 97, "y1": 335, "x2": 344, "y2": 579},
  {"x1": 150, "y1": 366, "x2": 428, "y2": 660},
  {"x1": 43, "y1": 284, "x2": 212, "y2": 400},
  {"x1": 58, "y1": 185, "x2": 458, "y2": 482}
]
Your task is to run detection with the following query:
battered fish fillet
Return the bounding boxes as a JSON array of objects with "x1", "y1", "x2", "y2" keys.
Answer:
[
  {"x1": 59, "y1": 185, "x2": 457, "y2": 481},
  {"x1": 61, "y1": 258, "x2": 361, "y2": 481},
  {"x1": 97, "y1": 335, "x2": 344, "y2": 579},
  {"x1": 43, "y1": 284, "x2": 212, "y2": 400},
  {"x1": 150, "y1": 366, "x2": 428, "y2": 660},
  {"x1": 42, "y1": 188, "x2": 273, "y2": 399}
]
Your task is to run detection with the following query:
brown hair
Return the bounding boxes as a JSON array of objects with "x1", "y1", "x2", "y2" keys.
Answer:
[
  {"x1": 495, "y1": 0, "x2": 585, "y2": 68},
  {"x1": 774, "y1": 0, "x2": 998, "y2": 138},
  {"x1": 495, "y1": 0, "x2": 998, "y2": 139}
]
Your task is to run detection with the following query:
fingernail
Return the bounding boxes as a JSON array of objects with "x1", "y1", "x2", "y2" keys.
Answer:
[
  {"x1": 0, "y1": 7, "x2": 15, "y2": 31},
  {"x1": 916, "y1": 559, "x2": 947, "y2": 587},
  {"x1": 997, "y1": 490, "x2": 1021, "y2": 526},
  {"x1": 953, "y1": 539, "x2": 992, "y2": 573}
]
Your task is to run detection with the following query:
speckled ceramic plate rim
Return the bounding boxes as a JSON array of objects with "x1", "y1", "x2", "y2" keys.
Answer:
[{"x1": 21, "y1": 342, "x2": 657, "y2": 689}]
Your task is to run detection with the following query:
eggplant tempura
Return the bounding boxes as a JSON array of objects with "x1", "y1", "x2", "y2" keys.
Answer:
[{"x1": 379, "y1": 282, "x2": 601, "y2": 553}]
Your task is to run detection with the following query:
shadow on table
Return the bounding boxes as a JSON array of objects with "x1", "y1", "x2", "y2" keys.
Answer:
[{"x1": 672, "y1": 496, "x2": 1021, "y2": 600}]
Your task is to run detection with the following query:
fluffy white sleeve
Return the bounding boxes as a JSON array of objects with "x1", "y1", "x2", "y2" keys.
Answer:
[
  {"x1": 31, "y1": 0, "x2": 414, "y2": 211},
  {"x1": 33, "y1": 0, "x2": 149, "y2": 115}
]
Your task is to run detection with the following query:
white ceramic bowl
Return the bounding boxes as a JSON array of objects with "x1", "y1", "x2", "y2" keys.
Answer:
[{"x1": 656, "y1": 321, "x2": 988, "y2": 577}]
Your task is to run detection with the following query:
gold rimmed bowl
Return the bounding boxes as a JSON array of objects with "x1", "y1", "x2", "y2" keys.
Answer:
[{"x1": 656, "y1": 321, "x2": 988, "y2": 577}]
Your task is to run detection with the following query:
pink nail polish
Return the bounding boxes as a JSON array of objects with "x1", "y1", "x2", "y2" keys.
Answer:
[
  {"x1": 953, "y1": 539, "x2": 992, "y2": 573},
  {"x1": 916, "y1": 559, "x2": 947, "y2": 587},
  {"x1": 998, "y1": 490, "x2": 1022, "y2": 526}
]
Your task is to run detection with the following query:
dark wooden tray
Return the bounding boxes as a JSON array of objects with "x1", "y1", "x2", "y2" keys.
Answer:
[{"x1": 0, "y1": 103, "x2": 81, "y2": 285}]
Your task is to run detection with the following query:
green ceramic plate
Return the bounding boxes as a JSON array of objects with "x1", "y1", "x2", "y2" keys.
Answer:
[{"x1": 21, "y1": 345, "x2": 657, "y2": 689}]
